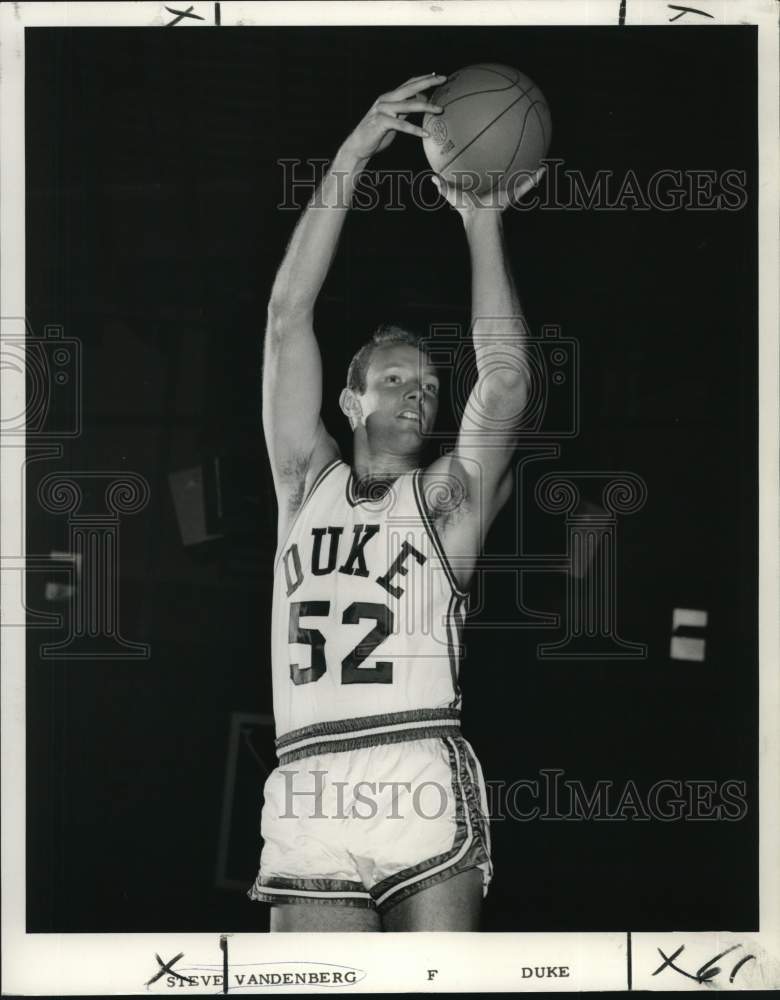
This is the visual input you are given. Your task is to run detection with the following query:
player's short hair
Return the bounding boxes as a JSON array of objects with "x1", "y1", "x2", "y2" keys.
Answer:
[{"x1": 346, "y1": 323, "x2": 432, "y2": 395}]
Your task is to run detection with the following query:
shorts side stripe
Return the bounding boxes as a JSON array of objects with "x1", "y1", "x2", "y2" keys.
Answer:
[
  {"x1": 372, "y1": 736, "x2": 475, "y2": 908},
  {"x1": 459, "y1": 738, "x2": 493, "y2": 864}
]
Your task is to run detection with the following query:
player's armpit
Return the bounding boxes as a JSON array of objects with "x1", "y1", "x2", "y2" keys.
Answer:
[
  {"x1": 273, "y1": 418, "x2": 341, "y2": 543},
  {"x1": 422, "y1": 451, "x2": 513, "y2": 592}
]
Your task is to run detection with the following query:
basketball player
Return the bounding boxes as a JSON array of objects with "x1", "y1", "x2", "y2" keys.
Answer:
[{"x1": 249, "y1": 73, "x2": 544, "y2": 931}]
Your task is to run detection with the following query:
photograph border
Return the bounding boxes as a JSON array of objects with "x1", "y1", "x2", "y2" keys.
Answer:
[{"x1": 1, "y1": 0, "x2": 778, "y2": 993}]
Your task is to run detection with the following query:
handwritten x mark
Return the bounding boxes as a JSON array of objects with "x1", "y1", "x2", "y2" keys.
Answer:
[
  {"x1": 668, "y1": 4, "x2": 715, "y2": 21},
  {"x1": 145, "y1": 952, "x2": 188, "y2": 986},
  {"x1": 164, "y1": 6, "x2": 205, "y2": 26}
]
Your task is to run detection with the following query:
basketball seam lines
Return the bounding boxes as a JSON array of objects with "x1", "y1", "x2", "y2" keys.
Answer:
[
  {"x1": 438, "y1": 90, "x2": 528, "y2": 175},
  {"x1": 437, "y1": 81, "x2": 518, "y2": 110},
  {"x1": 437, "y1": 75, "x2": 544, "y2": 174},
  {"x1": 532, "y1": 96, "x2": 549, "y2": 151},
  {"x1": 440, "y1": 66, "x2": 550, "y2": 160},
  {"x1": 471, "y1": 64, "x2": 521, "y2": 86},
  {"x1": 500, "y1": 99, "x2": 547, "y2": 179},
  {"x1": 510, "y1": 82, "x2": 548, "y2": 154}
]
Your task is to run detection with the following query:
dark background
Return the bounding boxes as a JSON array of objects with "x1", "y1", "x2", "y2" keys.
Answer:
[{"x1": 25, "y1": 25, "x2": 757, "y2": 932}]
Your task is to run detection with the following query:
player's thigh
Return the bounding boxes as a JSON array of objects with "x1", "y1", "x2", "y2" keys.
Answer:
[
  {"x1": 381, "y1": 868, "x2": 483, "y2": 932},
  {"x1": 270, "y1": 903, "x2": 381, "y2": 933}
]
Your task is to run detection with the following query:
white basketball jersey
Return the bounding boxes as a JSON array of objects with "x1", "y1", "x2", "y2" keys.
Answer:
[{"x1": 271, "y1": 460, "x2": 468, "y2": 740}]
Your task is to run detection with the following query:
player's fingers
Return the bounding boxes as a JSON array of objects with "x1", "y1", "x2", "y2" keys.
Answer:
[
  {"x1": 376, "y1": 98, "x2": 443, "y2": 116},
  {"x1": 375, "y1": 112, "x2": 429, "y2": 138},
  {"x1": 384, "y1": 73, "x2": 447, "y2": 101},
  {"x1": 395, "y1": 72, "x2": 446, "y2": 89}
]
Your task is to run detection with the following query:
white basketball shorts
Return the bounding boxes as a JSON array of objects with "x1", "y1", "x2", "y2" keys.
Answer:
[{"x1": 248, "y1": 730, "x2": 492, "y2": 913}]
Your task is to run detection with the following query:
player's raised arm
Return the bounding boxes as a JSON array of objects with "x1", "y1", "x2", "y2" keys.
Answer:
[
  {"x1": 430, "y1": 170, "x2": 545, "y2": 541},
  {"x1": 262, "y1": 74, "x2": 445, "y2": 528}
]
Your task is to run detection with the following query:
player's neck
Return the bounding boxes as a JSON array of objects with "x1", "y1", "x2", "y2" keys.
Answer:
[{"x1": 351, "y1": 439, "x2": 421, "y2": 485}]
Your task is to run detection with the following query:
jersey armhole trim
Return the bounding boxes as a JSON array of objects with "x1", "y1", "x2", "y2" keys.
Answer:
[
  {"x1": 273, "y1": 458, "x2": 344, "y2": 571},
  {"x1": 412, "y1": 468, "x2": 470, "y2": 599}
]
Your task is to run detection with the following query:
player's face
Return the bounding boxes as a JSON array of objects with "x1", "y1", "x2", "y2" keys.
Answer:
[{"x1": 360, "y1": 343, "x2": 439, "y2": 441}]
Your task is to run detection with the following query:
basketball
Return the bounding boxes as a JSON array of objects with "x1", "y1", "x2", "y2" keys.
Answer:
[{"x1": 422, "y1": 63, "x2": 552, "y2": 197}]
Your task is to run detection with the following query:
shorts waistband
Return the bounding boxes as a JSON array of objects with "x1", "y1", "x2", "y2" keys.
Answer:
[{"x1": 275, "y1": 708, "x2": 461, "y2": 765}]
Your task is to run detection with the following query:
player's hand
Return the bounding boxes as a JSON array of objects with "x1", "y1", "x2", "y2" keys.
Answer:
[
  {"x1": 431, "y1": 164, "x2": 547, "y2": 215},
  {"x1": 340, "y1": 73, "x2": 446, "y2": 162}
]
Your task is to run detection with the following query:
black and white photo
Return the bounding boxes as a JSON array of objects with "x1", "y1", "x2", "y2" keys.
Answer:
[{"x1": 1, "y1": 0, "x2": 778, "y2": 992}]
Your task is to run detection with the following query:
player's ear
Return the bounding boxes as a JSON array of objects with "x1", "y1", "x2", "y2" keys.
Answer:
[{"x1": 339, "y1": 387, "x2": 363, "y2": 430}]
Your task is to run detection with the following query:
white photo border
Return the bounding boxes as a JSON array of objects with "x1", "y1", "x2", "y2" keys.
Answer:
[{"x1": 1, "y1": 0, "x2": 778, "y2": 993}]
